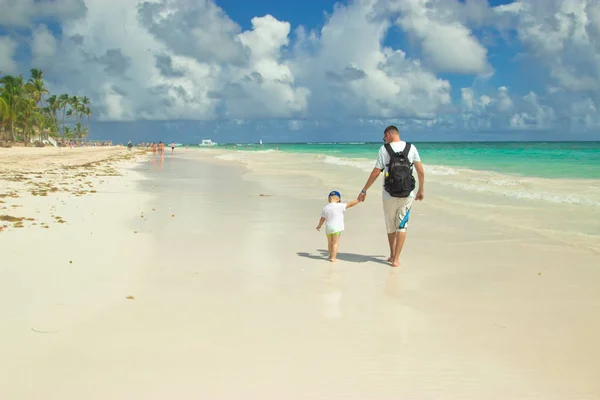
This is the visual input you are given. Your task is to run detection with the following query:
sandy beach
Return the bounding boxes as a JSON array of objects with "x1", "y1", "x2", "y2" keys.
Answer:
[{"x1": 1, "y1": 147, "x2": 599, "y2": 399}]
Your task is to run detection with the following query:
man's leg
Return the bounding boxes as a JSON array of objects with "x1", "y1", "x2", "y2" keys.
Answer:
[
  {"x1": 387, "y1": 233, "x2": 396, "y2": 262},
  {"x1": 391, "y1": 231, "x2": 407, "y2": 267},
  {"x1": 391, "y1": 204, "x2": 412, "y2": 267},
  {"x1": 383, "y1": 198, "x2": 398, "y2": 262}
]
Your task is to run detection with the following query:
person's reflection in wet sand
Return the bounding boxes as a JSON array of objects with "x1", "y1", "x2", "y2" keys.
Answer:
[
  {"x1": 378, "y1": 269, "x2": 412, "y2": 346},
  {"x1": 384, "y1": 268, "x2": 403, "y2": 299},
  {"x1": 321, "y1": 264, "x2": 342, "y2": 319}
]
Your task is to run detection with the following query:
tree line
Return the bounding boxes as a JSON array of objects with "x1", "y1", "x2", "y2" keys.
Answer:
[{"x1": 0, "y1": 68, "x2": 91, "y2": 145}]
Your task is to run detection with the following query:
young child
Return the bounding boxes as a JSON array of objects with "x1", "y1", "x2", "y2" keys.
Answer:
[{"x1": 316, "y1": 190, "x2": 360, "y2": 262}]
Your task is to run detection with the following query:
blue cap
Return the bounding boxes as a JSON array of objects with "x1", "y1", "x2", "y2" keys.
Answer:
[{"x1": 328, "y1": 190, "x2": 341, "y2": 198}]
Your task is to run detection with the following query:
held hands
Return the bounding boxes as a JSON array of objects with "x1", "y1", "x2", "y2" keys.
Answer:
[
  {"x1": 316, "y1": 226, "x2": 321, "y2": 231},
  {"x1": 357, "y1": 190, "x2": 367, "y2": 202}
]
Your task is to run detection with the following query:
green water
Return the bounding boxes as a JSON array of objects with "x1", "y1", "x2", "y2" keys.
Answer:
[{"x1": 208, "y1": 142, "x2": 600, "y2": 180}]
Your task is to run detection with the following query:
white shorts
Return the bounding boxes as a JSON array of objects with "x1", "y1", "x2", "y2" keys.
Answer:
[{"x1": 383, "y1": 196, "x2": 414, "y2": 233}]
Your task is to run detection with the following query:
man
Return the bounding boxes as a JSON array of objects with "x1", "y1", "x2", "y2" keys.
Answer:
[{"x1": 357, "y1": 125, "x2": 425, "y2": 267}]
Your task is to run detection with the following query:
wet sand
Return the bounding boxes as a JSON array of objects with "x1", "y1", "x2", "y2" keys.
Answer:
[{"x1": 0, "y1": 148, "x2": 599, "y2": 399}]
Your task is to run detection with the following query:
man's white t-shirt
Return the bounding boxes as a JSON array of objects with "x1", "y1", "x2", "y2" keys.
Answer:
[
  {"x1": 374, "y1": 141, "x2": 421, "y2": 199},
  {"x1": 321, "y1": 202, "x2": 347, "y2": 234}
]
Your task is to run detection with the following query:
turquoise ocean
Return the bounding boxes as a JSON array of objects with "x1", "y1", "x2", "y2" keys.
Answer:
[{"x1": 205, "y1": 141, "x2": 600, "y2": 180}]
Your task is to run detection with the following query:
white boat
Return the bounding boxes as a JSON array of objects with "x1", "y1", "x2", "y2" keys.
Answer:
[
  {"x1": 199, "y1": 139, "x2": 217, "y2": 147},
  {"x1": 259, "y1": 139, "x2": 263, "y2": 145}
]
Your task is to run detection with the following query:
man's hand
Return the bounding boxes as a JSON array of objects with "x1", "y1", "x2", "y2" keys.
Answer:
[
  {"x1": 358, "y1": 169, "x2": 381, "y2": 202},
  {"x1": 316, "y1": 226, "x2": 321, "y2": 231},
  {"x1": 415, "y1": 190, "x2": 424, "y2": 201}
]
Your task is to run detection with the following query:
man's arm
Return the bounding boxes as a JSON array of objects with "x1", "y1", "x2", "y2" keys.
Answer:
[
  {"x1": 316, "y1": 216, "x2": 326, "y2": 231},
  {"x1": 358, "y1": 168, "x2": 382, "y2": 201},
  {"x1": 414, "y1": 161, "x2": 425, "y2": 201}
]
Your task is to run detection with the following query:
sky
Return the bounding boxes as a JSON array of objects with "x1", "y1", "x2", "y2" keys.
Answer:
[{"x1": 1, "y1": 0, "x2": 599, "y2": 143}]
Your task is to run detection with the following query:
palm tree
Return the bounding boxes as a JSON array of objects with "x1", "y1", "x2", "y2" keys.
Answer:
[
  {"x1": 0, "y1": 68, "x2": 93, "y2": 145},
  {"x1": 58, "y1": 93, "x2": 70, "y2": 138},
  {"x1": 45, "y1": 94, "x2": 59, "y2": 137},
  {"x1": 0, "y1": 96, "x2": 8, "y2": 141},
  {"x1": 0, "y1": 74, "x2": 25, "y2": 142},
  {"x1": 26, "y1": 68, "x2": 48, "y2": 108}
]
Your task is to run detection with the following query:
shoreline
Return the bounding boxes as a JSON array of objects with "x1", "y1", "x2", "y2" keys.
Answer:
[
  {"x1": 212, "y1": 146, "x2": 600, "y2": 182},
  {"x1": 1, "y1": 148, "x2": 599, "y2": 398},
  {"x1": 207, "y1": 147, "x2": 600, "y2": 254},
  {"x1": 196, "y1": 141, "x2": 600, "y2": 181}
]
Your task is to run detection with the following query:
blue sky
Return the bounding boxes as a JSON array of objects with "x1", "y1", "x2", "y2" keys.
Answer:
[{"x1": 1, "y1": 0, "x2": 599, "y2": 143}]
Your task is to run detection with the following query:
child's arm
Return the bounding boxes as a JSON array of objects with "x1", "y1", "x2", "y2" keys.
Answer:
[
  {"x1": 316, "y1": 216, "x2": 326, "y2": 231},
  {"x1": 345, "y1": 199, "x2": 360, "y2": 209}
]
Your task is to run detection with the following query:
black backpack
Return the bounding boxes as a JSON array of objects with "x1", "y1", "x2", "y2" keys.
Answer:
[{"x1": 383, "y1": 143, "x2": 415, "y2": 198}]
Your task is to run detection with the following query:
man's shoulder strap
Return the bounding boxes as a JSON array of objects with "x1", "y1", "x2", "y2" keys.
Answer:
[
  {"x1": 384, "y1": 142, "x2": 411, "y2": 158},
  {"x1": 401, "y1": 142, "x2": 412, "y2": 157},
  {"x1": 384, "y1": 143, "x2": 397, "y2": 157}
]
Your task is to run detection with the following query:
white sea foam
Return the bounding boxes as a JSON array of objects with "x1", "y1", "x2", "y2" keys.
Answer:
[
  {"x1": 214, "y1": 154, "x2": 239, "y2": 161},
  {"x1": 424, "y1": 165, "x2": 459, "y2": 176},
  {"x1": 448, "y1": 182, "x2": 600, "y2": 207},
  {"x1": 322, "y1": 156, "x2": 373, "y2": 172},
  {"x1": 485, "y1": 178, "x2": 524, "y2": 187},
  {"x1": 215, "y1": 150, "x2": 600, "y2": 207}
]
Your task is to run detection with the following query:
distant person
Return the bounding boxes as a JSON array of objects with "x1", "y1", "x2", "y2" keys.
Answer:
[
  {"x1": 316, "y1": 191, "x2": 360, "y2": 262},
  {"x1": 127, "y1": 140, "x2": 133, "y2": 151},
  {"x1": 357, "y1": 125, "x2": 425, "y2": 267},
  {"x1": 170, "y1": 142, "x2": 175, "y2": 153}
]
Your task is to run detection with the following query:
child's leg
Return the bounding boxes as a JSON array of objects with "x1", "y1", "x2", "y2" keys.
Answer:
[
  {"x1": 327, "y1": 234, "x2": 333, "y2": 259},
  {"x1": 330, "y1": 233, "x2": 341, "y2": 262}
]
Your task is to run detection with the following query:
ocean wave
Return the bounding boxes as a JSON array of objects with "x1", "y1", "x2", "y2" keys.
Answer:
[
  {"x1": 424, "y1": 165, "x2": 458, "y2": 176},
  {"x1": 215, "y1": 153, "x2": 242, "y2": 161},
  {"x1": 322, "y1": 156, "x2": 374, "y2": 172},
  {"x1": 485, "y1": 178, "x2": 524, "y2": 187},
  {"x1": 449, "y1": 182, "x2": 600, "y2": 207}
]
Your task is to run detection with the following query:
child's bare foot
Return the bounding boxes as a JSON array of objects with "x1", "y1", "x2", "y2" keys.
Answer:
[
  {"x1": 391, "y1": 260, "x2": 401, "y2": 267},
  {"x1": 387, "y1": 257, "x2": 393, "y2": 263},
  {"x1": 330, "y1": 258, "x2": 337, "y2": 263}
]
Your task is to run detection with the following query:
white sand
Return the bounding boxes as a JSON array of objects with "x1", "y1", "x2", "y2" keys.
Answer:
[{"x1": 1, "y1": 147, "x2": 599, "y2": 399}]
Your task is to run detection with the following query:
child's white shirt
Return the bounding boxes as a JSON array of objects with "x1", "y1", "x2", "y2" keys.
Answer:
[{"x1": 321, "y1": 202, "x2": 347, "y2": 234}]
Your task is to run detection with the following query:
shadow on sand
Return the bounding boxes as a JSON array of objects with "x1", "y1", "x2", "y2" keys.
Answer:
[{"x1": 297, "y1": 249, "x2": 390, "y2": 265}]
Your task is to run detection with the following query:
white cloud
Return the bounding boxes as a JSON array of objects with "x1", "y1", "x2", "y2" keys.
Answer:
[
  {"x1": 222, "y1": 14, "x2": 310, "y2": 119},
  {"x1": 29, "y1": 0, "x2": 310, "y2": 121},
  {"x1": 0, "y1": 36, "x2": 18, "y2": 74},
  {"x1": 1, "y1": 0, "x2": 600, "y2": 135},
  {"x1": 31, "y1": 25, "x2": 58, "y2": 63},
  {"x1": 508, "y1": 0, "x2": 600, "y2": 92},
  {"x1": 386, "y1": 0, "x2": 491, "y2": 74},
  {"x1": 0, "y1": 0, "x2": 86, "y2": 27},
  {"x1": 291, "y1": 0, "x2": 452, "y2": 119}
]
